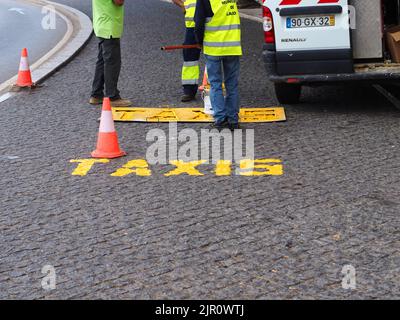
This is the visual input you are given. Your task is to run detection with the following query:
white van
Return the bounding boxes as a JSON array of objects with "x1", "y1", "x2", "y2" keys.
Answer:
[{"x1": 262, "y1": 0, "x2": 400, "y2": 103}]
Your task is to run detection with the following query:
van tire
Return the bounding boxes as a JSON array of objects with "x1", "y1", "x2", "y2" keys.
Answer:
[{"x1": 274, "y1": 83, "x2": 302, "y2": 104}]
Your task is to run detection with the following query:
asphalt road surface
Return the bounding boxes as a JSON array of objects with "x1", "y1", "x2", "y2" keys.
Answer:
[
  {"x1": 0, "y1": 0, "x2": 67, "y2": 84},
  {"x1": 0, "y1": 0, "x2": 399, "y2": 299}
]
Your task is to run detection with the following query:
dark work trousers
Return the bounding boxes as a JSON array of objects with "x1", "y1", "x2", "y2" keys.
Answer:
[
  {"x1": 91, "y1": 37, "x2": 121, "y2": 100},
  {"x1": 182, "y1": 27, "x2": 201, "y2": 96}
]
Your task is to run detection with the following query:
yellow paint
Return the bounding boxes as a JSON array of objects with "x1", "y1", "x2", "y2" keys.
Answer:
[
  {"x1": 112, "y1": 107, "x2": 286, "y2": 123},
  {"x1": 164, "y1": 160, "x2": 207, "y2": 176},
  {"x1": 69, "y1": 158, "x2": 284, "y2": 177},
  {"x1": 239, "y1": 159, "x2": 283, "y2": 176},
  {"x1": 111, "y1": 159, "x2": 152, "y2": 177},
  {"x1": 215, "y1": 160, "x2": 231, "y2": 176},
  {"x1": 70, "y1": 159, "x2": 110, "y2": 176}
]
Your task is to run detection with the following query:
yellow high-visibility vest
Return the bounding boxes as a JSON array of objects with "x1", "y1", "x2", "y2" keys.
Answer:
[
  {"x1": 92, "y1": 0, "x2": 124, "y2": 39},
  {"x1": 182, "y1": 60, "x2": 200, "y2": 85},
  {"x1": 185, "y1": 0, "x2": 197, "y2": 28},
  {"x1": 204, "y1": 0, "x2": 242, "y2": 56}
]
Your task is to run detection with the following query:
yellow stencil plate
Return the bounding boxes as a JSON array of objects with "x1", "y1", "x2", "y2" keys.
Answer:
[{"x1": 112, "y1": 107, "x2": 286, "y2": 123}]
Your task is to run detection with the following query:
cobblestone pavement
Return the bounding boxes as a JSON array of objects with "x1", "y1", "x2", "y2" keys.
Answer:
[{"x1": 0, "y1": 0, "x2": 399, "y2": 299}]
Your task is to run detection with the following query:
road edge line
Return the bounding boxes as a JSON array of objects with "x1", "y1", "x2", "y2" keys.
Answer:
[
  {"x1": 0, "y1": 0, "x2": 93, "y2": 98},
  {"x1": 239, "y1": 12, "x2": 263, "y2": 23}
]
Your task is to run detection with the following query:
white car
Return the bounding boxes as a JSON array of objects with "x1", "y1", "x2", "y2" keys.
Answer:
[{"x1": 262, "y1": 0, "x2": 400, "y2": 103}]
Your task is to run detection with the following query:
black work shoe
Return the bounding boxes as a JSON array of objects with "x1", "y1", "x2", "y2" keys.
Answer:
[
  {"x1": 181, "y1": 94, "x2": 196, "y2": 102},
  {"x1": 209, "y1": 119, "x2": 229, "y2": 131},
  {"x1": 229, "y1": 123, "x2": 241, "y2": 131}
]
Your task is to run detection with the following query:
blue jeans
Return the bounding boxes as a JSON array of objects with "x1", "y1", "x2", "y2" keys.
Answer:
[{"x1": 205, "y1": 55, "x2": 240, "y2": 124}]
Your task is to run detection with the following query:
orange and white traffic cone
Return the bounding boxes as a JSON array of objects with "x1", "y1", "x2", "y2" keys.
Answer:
[
  {"x1": 198, "y1": 67, "x2": 209, "y2": 91},
  {"x1": 91, "y1": 97, "x2": 126, "y2": 159},
  {"x1": 15, "y1": 48, "x2": 34, "y2": 88},
  {"x1": 200, "y1": 67, "x2": 213, "y2": 115}
]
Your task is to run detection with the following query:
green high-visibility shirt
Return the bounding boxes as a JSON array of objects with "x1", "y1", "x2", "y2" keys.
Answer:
[{"x1": 92, "y1": 0, "x2": 124, "y2": 39}]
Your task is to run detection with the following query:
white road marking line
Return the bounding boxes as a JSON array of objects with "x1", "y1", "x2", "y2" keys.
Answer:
[
  {"x1": 0, "y1": 155, "x2": 20, "y2": 160},
  {"x1": 239, "y1": 12, "x2": 263, "y2": 23},
  {"x1": 0, "y1": 93, "x2": 13, "y2": 103},
  {"x1": 8, "y1": 8, "x2": 25, "y2": 15}
]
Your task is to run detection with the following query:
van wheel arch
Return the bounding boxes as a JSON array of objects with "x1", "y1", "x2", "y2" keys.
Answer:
[{"x1": 274, "y1": 83, "x2": 302, "y2": 104}]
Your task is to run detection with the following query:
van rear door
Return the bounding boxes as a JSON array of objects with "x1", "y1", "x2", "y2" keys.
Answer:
[{"x1": 264, "y1": 0, "x2": 353, "y2": 75}]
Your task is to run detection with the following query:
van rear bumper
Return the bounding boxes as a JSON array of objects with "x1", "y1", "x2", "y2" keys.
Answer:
[
  {"x1": 275, "y1": 48, "x2": 354, "y2": 75},
  {"x1": 263, "y1": 48, "x2": 400, "y2": 84}
]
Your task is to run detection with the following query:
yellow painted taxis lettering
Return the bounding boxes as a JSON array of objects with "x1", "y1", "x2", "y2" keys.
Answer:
[
  {"x1": 239, "y1": 159, "x2": 283, "y2": 176},
  {"x1": 111, "y1": 159, "x2": 152, "y2": 177},
  {"x1": 70, "y1": 159, "x2": 110, "y2": 176},
  {"x1": 215, "y1": 160, "x2": 232, "y2": 176},
  {"x1": 164, "y1": 160, "x2": 206, "y2": 176}
]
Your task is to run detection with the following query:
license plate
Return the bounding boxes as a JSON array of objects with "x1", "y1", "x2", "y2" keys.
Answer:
[{"x1": 286, "y1": 16, "x2": 335, "y2": 28}]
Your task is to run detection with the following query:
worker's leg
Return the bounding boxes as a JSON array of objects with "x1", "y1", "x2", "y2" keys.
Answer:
[
  {"x1": 222, "y1": 56, "x2": 241, "y2": 125},
  {"x1": 205, "y1": 55, "x2": 227, "y2": 124},
  {"x1": 91, "y1": 38, "x2": 105, "y2": 99},
  {"x1": 182, "y1": 27, "x2": 201, "y2": 98},
  {"x1": 102, "y1": 37, "x2": 121, "y2": 100}
]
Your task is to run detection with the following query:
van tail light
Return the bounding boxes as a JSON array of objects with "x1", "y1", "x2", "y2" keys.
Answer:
[{"x1": 262, "y1": 2, "x2": 275, "y2": 44}]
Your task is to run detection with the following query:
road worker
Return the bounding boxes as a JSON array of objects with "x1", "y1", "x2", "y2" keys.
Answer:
[
  {"x1": 89, "y1": 0, "x2": 132, "y2": 107},
  {"x1": 194, "y1": 0, "x2": 242, "y2": 130},
  {"x1": 173, "y1": 0, "x2": 202, "y2": 102}
]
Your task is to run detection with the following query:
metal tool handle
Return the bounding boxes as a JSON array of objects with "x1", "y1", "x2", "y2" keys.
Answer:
[{"x1": 161, "y1": 44, "x2": 201, "y2": 51}]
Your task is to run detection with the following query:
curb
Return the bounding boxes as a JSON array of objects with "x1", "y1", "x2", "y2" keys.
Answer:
[{"x1": 0, "y1": 0, "x2": 93, "y2": 97}]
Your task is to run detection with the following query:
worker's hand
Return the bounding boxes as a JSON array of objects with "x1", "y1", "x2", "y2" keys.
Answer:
[
  {"x1": 113, "y1": 0, "x2": 124, "y2": 6},
  {"x1": 172, "y1": 0, "x2": 186, "y2": 13},
  {"x1": 172, "y1": 0, "x2": 184, "y2": 7}
]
